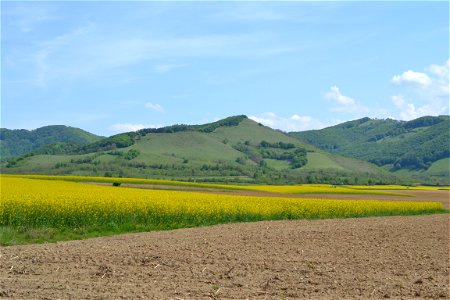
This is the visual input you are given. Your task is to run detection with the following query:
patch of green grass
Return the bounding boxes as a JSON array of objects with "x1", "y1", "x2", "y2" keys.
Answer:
[
  {"x1": 133, "y1": 131, "x2": 243, "y2": 164},
  {"x1": 391, "y1": 168, "x2": 418, "y2": 177},
  {"x1": 424, "y1": 158, "x2": 450, "y2": 177},
  {"x1": 302, "y1": 152, "x2": 345, "y2": 170},
  {"x1": 329, "y1": 154, "x2": 385, "y2": 174},
  {"x1": 210, "y1": 119, "x2": 309, "y2": 147},
  {"x1": 2, "y1": 209, "x2": 448, "y2": 246},
  {"x1": 0, "y1": 226, "x2": 59, "y2": 246},
  {"x1": 264, "y1": 159, "x2": 291, "y2": 170},
  {"x1": 302, "y1": 152, "x2": 383, "y2": 174}
]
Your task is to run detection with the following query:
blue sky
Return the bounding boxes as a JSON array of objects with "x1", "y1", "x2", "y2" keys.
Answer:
[{"x1": 2, "y1": 1, "x2": 449, "y2": 136}]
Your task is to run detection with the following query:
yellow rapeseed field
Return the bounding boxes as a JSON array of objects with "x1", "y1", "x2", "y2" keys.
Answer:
[
  {"x1": 0, "y1": 176, "x2": 444, "y2": 229},
  {"x1": 228, "y1": 184, "x2": 409, "y2": 195},
  {"x1": 345, "y1": 185, "x2": 450, "y2": 191},
  {"x1": 8, "y1": 174, "x2": 414, "y2": 195}
]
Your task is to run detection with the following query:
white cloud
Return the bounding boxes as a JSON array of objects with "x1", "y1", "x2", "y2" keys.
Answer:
[
  {"x1": 427, "y1": 60, "x2": 450, "y2": 78},
  {"x1": 249, "y1": 112, "x2": 277, "y2": 127},
  {"x1": 391, "y1": 60, "x2": 449, "y2": 120},
  {"x1": 391, "y1": 95, "x2": 417, "y2": 120},
  {"x1": 427, "y1": 59, "x2": 450, "y2": 97},
  {"x1": 392, "y1": 70, "x2": 432, "y2": 87},
  {"x1": 110, "y1": 123, "x2": 161, "y2": 133},
  {"x1": 144, "y1": 102, "x2": 164, "y2": 112},
  {"x1": 391, "y1": 95, "x2": 446, "y2": 121},
  {"x1": 324, "y1": 86, "x2": 355, "y2": 106},
  {"x1": 323, "y1": 86, "x2": 368, "y2": 113},
  {"x1": 291, "y1": 114, "x2": 301, "y2": 121},
  {"x1": 249, "y1": 112, "x2": 327, "y2": 132}
]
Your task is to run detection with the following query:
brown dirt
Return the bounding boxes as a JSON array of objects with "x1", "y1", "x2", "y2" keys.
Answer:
[{"x1": 1, "y1": 214, "x2": 449, "y2": 299}]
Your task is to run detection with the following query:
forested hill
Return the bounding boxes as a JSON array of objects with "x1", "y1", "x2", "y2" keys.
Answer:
[
  {"x1": 0, "y1": 125, "x2": 103, "y2": 161},
  {"x1": 2, "y1": 116, "x2": 399, "y2": 185},
  {"x1": 289, "y1": 115, "x2": 450, "y2": 174}
]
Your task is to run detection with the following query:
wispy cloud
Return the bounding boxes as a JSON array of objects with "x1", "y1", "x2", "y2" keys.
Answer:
[
  {"x1": 390, "y1": 60, "x2": 449, "y2": 120},
  {"x1": 324, "y1": 86, "x2": 368, "y2": 113},
  {"x1": 110, "y1": 123, "x2": 161, "y2": 133},
  {"x1": 154, "y1": 64, "x2": 188, "y2": 74},
  {"x1": 11, "y1": 23, "x2": 297, "y2": 86},
  {"x1": 249, "y1": 112, "x2": 327, "y2": 132},
  {"x1": 211, "y1": 7, "x2": 286, "y2": 22},
  {"x1": 144, "y1": 102, "x2": 164, "y2": 112},
  {"x1": 4, "y1": 2, "x2": 59, "y2": 33}
]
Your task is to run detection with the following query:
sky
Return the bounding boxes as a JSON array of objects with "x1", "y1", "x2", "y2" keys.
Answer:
[{"x1": 1, "y1": 1, "x2": 449, "y2": 136}]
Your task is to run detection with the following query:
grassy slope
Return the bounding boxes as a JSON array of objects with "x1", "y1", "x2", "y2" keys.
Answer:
[
  {"x1": 209, "y1": 119, "x2": 311, "y2": 148},
  {"x1": 380, "y1": 160, "x2": 450, "y2": 188},
  {"x1": 6, "y1": 154, "x2": 93, "y2": 172},
  {"x1": 131, "y1": 131, "x2": 243, "y2": 165},
  {"x1": 211, "y1": 119, "x2": 383, "y2": 174},
  {"x1": 393, "y1": 158, "x2": 450, "y2": 179},
  {"x1": 303, "y1": 152, "x2": 386, "y2": 173},
  {"x1": 424, "y1": 158, "x2": 450, "y2": 177},
  {"x1": 303, "y1": 152, "x2": 344, "y2": 170}
]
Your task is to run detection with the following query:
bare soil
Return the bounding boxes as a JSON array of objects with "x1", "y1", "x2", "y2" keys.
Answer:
[{"x1": 1, "y1": 214, "x2": 449, "y2": 299}]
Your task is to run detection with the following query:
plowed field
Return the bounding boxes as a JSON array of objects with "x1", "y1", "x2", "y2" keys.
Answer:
[{"x1": 1, "y1": 214, "x2": 448, "y2": 299}]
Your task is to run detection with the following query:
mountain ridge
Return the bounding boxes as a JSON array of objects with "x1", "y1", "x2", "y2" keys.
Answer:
[
  {"x1": 2, "y1": 115, "x2": 448, "y2": 185},
  {"x1": 289, "y1": 115, "x2": 449, "y2": 182},
  {"x1": 1, "y1": 116, "x2": 401, "y2": 185},
  {"x1": 0, "y1": 125, "x2": 104, "y2": 162}
]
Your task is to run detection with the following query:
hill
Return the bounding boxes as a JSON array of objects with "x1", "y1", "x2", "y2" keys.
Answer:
[
  {"x1": 289, "y1": 115, "x2": 450, "y2": 183},
  {"x1": 1, "y1": 116, "x2": 398, "y2": 185},
  {"x1": 0, "y1": 125, "x2": 104, "y2": 162}
]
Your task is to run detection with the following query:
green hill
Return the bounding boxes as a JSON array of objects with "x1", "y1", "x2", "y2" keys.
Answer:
[
  {"x1": 0, "y1": 125, "x2": 104, "y2": 162},
  {"x1": 1, "y1": 116, "x2": 398, "y2": 185},
  {"x1": 289, "y1": 115, "x2": 450, "y2": 183}
]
